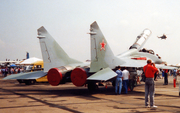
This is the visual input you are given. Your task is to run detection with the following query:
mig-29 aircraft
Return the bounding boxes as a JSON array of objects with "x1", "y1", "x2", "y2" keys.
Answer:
[
  {"x1": 3, "y1": 26, "x2": 90, "y2": 85},
  {"x1": 70, "y1": 21, "x2": 174, "y2": 90}
]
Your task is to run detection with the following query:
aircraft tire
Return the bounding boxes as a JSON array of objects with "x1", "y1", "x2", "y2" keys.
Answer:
[
  {"x1": 24, "y1": 80, "x2": 36, "y2": 85},
  {"x1": 129, "y1": 79, "x2": 134, "y2": 91},
  {"x1": 112, "y1": 81, "x2": 115, "y2": 87},
  {"x1": 17, "y1": 79, "x2": 24, "y2": 84}
]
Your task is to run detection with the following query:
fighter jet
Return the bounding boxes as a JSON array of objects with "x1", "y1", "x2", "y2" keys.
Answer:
[
  {"x1": 3, "y1": 26, "x2": 90, "y2": 86},
  {"x1": 158, "y1": 34, "x2": 167, "y2": 39},
  {"x1": 70, "y1": 21, "x2": 175, "y2": 90}
]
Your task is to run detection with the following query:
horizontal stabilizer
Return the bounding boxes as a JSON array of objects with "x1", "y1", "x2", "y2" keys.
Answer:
[
  {"x1": 87, "y1": 67, "x2": 117, "y2": 81},
  {"x1": 3, "y1": 71, "x2": 47, "y2": 80}
]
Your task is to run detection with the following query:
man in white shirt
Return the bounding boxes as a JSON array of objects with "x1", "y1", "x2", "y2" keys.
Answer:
[{"x1": 122, "y1": 67, "x2": 130, "y2": 94}]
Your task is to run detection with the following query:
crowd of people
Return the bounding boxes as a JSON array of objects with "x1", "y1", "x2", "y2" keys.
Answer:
[{"x1": 0, "y1": 66, "x2": 24, "y2": 77}]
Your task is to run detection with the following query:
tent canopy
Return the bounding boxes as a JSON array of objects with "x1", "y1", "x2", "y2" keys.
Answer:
[
  {"x1": 176, "y1": 63, "x2": 180, "y2": 66},
  {"x1": 20, "y1": 57, "x2": 43, "y2": 65},
  {"x1": 10, "y1": 64, "x2": 17, "y2": 67}
]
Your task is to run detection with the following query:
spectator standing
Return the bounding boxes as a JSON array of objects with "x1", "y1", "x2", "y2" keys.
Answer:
[
  {"x1": 122, "y1": 67, "x2": 130, "y2": 94},
  {"x1": 18, "y1": 68, "x2": 20, "y2": 73},
  {"x1": 137, "y1": 68, "x2": 143, "y2": 84},
  {"x1": 143, "y1": 60, "x2": 158, "y2": 108},
  {"x1": 1, "y1": 67, "x2": 5, "y2": 76},
  {"x1": 173, "y1": 69, "x2": 177, "y2": 80},
  {"x1": 4, "y1": 67, "x2": 8, "y2": 77},
  {"x1": 115, "y1": 66, "x2": 123, "y2": 95},
  {"x1": 10, "y1": 68, "x2": 14, "y2": 74},
  {"x1": 161, "y1": 69, "x2": 164, "y2": 79},
  {"x1": 163, "y1": 66, "x2": 169, "y2": 85}
]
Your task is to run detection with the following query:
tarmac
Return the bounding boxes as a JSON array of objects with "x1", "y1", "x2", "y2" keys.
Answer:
[{"x1": 0, "y1": 75, "x2": 180, "y2": 113}]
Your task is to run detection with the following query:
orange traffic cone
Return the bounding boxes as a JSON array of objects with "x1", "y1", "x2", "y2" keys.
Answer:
[
  {"x1": 174, "y1": 78, "x2": 176, "y2": 88},
  {"x1": 128, "y1": 87, "x2": 131, "y2": 91}
]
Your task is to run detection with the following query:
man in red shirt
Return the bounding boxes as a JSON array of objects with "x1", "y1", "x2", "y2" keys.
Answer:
[{"x1": 143, "y1": 60, "x2": 158, "y2": 108}]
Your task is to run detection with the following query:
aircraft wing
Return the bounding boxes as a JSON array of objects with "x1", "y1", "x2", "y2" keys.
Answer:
[
  {"x1": 3, "y1": 71, "x2": 47, "y2": 80},
  {"x1": 119, "y1": 57, "x2": 146, "y2": 68},
  {"x1": 156, "y1": 64, "x2": 177, "y2": 70},
  {"x1": 87, "y1": 67, "x2": 117, "y2": 81},
  {"x1": 87, "y1": 57, "x2": 144, "y2": 81},
  {"x1": 120, "y1": 58, "x2": 177, "y2": 70}
]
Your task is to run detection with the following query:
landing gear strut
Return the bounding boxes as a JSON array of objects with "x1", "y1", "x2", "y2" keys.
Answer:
[{"x1": 87, "y1": 82, "x2": 98, "y2": 91}]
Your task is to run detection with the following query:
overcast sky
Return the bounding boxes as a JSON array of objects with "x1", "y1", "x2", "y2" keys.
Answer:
[{"x1": 0, "y1": 0, "x2": 180, "y2": 65}]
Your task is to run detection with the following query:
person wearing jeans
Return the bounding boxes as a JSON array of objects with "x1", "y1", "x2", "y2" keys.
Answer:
[
  {"x1": 115, "y1": 66, "x2": 123, "y2": 94},
  {"x1": 143, "y1": 60, "x2": 158, "y2": 108},
  {"x1": 122, "y1": 67, "x2": 130, "y2": 94}
]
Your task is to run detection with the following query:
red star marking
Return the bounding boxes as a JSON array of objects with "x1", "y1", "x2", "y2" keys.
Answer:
[{"x1": 100, "y1": 39, "x2": 106, "y2": 51}]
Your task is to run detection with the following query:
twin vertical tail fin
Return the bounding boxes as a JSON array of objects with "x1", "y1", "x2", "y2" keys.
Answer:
[
  {"x1": 37, "y1": 26, "x2": 81, "y2": 72},
  {"x1": 89, "y1": 21, "x2": 115, "y2": 72}
]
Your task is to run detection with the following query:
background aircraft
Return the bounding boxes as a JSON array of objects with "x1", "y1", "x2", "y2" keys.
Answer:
[
  {"x1": 0, "y1": 52, "x2": 30, "y2": 66},
  {"x1": 158, "y1": 34, "x2": 167, "y2": 39},
  {"x1": 0, "y1": 61, "x2": 19, "y2": 67}
]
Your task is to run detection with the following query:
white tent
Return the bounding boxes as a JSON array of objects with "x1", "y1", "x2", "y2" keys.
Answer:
[
  {"x1": 176, "y1": 63, "x2": 180, "y2": 66},
  {"x1": 19, "y1": 57, "x2": 43, "y2": 65}
]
